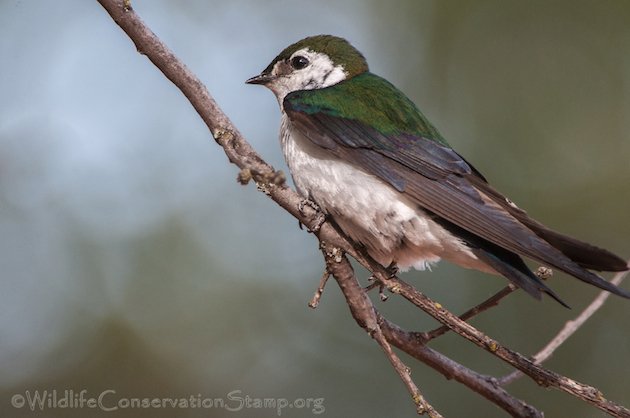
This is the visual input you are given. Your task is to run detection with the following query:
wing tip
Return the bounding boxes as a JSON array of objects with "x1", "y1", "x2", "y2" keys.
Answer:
[{"x1": 544, "y1": 289, "x2": 571, "y2": 309}]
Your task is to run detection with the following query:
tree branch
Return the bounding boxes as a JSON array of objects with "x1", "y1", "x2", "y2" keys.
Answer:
[
  {"x1": 96, "y1": 1, "x2": 630, "y2": 417},
  {"x1": 498, "y1": 270, "x2": 629, "y2": 386},
  {"x1": 378, "y1": 273, "x2": 630, "y2": 418},
  {"x1": 379, "y1": 317, "x2": 542, "y2": 418},
  {"x1": 423, "y1": 267, "x2": 549, "y2": 341},
  {"x1": 319, "y1": 242, "x2": 443, "y2": 417},
  {"x1": 422, "y1": 284, "x2": 516, "y2": 341}
]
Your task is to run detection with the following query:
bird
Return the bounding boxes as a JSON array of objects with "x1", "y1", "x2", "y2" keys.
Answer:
[{"x1": 246, "y1": 35, "x2": 629, "y2": 306}]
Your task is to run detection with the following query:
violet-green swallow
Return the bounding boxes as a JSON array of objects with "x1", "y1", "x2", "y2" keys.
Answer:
[{"x1": 246, "y1": 35, "x2": 629, "y2": 306}]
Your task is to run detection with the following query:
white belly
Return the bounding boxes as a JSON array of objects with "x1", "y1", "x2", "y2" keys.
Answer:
[{"x1": 280, "y1": 115, "x2": 494, "y2": 273}]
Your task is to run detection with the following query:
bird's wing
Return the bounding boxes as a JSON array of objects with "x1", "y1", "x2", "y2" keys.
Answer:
[{"x1": 283, "y1": 73, "x2": 629, "y2": 297}]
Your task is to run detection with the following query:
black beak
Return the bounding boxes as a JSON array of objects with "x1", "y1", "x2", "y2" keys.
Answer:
[{"x1": 245, "y1": 73, "x2": 275, "y2": 85}]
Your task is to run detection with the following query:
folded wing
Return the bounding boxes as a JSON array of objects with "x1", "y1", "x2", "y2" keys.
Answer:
[{"x1": 284, "y1": 74, "x2": 629, "y2": 299}]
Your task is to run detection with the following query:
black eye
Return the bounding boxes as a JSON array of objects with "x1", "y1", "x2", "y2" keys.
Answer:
[{"x1": 290, "y1": 55, "x2": 310, "y2": 70}]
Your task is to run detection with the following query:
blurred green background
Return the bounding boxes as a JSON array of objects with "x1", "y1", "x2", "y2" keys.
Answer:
[{"x1": 1, "y1": 1, "x2": 629, "y2": 417}]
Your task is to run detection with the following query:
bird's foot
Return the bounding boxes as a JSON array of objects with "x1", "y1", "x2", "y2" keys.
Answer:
[
  {"x1": 298, "y1": 198, "x2": 321, "y2": 214},
  {"x1": 298, "y1": 198, "x2": 326, "y2": 233},
  {"x1": 385, "y1": 261, "x2": 399, "y2": 278},
  {"x1": 364, "y1": 261, "x2": 398, "y2": 300},
  {"x1": 366, "y1": 276, "x2": 389, "y2": 301}
]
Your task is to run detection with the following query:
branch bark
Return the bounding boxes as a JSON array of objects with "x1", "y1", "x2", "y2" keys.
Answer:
[
  {"x1": 498, "y1": 270, "x2": 629, "y2": 386},
  {"x1": 378, "y1": 274, "x2": 630, "y2": 418},
  {"x1": 319, "y1": 242, "x2": 443, "y2": 417},
  {"x1": 95, "y1": 1, "x2": 630, "y2": 417},
  {"x1": 423, "y1": 284, "x2": 516, "y2": 341}
]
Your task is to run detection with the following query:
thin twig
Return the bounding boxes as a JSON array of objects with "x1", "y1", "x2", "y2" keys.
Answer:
[
  {"x1": 379, "y1": 316, "x2": 542, "y2": 418},
  {"x1": 319, "y1": 242, "x2": 442, "y2": 417},
  {"x1": 373, "y1": 326, "x2": 444, "y2": 418},
  {"x1": 308, "y1": 268, "x2": 330, "y2": 308},
  {"x1": 377, "y1": 273, "x2": 630, "y2": 418},
  {"x1": 424, "y1": 267, "x2": 551, "y2": 341},
  {"x1": 498, "y1": 269, "x2": 629, "y2": 386},
  {"x1": 315, "y1": 229, "x2": 630, "y2": 417},
  {"x1": 423, "y1": 284, "x2": 516, "y2": 341}
]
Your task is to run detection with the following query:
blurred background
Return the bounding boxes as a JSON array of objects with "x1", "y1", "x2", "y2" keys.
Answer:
[{"x1": 1, "y1": 1, "x2": 629, "y2": 417}]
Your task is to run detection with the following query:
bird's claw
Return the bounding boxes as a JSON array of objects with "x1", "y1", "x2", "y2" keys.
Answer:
[
  {"x1": 365, "y1": 275, "x2": 389, "y2": 301},
  {"x1": 298, "y1": 198, "x2": 326, "y2": 232},
  {"x1": 298, "y1": 198, "x2": 321, "y2": 214},
  {"x1": 386, "y1": 261, "x2": 399, "y2": 278}
]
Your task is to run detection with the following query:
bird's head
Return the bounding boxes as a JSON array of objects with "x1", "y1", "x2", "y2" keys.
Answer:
[{"x1": 246, "y1": 35, "x2": 368, "y2": 104}]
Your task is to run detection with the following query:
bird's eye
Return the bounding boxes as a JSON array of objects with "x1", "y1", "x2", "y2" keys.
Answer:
[{"x1": 290, "y1": 55, "x2": 310, "y2": 70}]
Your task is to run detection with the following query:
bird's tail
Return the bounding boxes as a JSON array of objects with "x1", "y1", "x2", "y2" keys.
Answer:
[
  {"x1": 470, "y1": 178, "x2": 629, "y2": 299},
  {"x1": 471, "y1": 246, "x2": 570, "y2": 308},
  {"x1": 517, "y1": 217, "x2": 628, "y2": 272}
]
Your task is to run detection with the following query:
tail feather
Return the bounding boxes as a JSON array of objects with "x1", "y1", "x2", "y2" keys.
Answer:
[
  {"x1": 471, "y1": 247, "x2": 570, "y2": 308},
  {"x1": 518, "y1": 218, "x2": 628, "y2": 272},
  {"x1": 469, "y1": 174, "x2": 629, "y2": 273},
  {"x1": 428, "y1": 208, "x2": 629, "y2": 306},
  {"x1": 559, "y1": 261, "x2": 630, "y2": 298},
  {"x1": 495, "y1": 202, "x2": 630, "y2": 298},
  {"x1": 495, "y1": 218, "x2": 630, "y2": 299}
]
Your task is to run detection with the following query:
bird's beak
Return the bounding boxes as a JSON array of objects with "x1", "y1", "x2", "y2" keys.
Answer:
[{"x1": 245, "y1": 73, "x2": 275, "y2": 85}]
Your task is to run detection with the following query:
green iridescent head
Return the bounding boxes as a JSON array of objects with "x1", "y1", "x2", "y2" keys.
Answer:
[{"x1": 246, "y1": 35, "x2": 369, "y2": 102}]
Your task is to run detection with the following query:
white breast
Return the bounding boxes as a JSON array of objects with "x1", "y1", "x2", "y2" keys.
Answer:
[{"x1": 280, "y1": 114, "x2": 493, "y2": 273}]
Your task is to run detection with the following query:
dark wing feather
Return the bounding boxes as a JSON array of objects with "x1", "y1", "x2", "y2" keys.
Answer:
[
  {"x1": 284, "y1": 94, "x2": 630, "y2": 298},
  {"x1": 461, "y1": 173, "x2": 628, "y2": 271}
]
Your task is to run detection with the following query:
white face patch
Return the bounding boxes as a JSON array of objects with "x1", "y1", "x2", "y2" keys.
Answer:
[{"x1": 266, "y1": 48, "x2": 347, "y2": 105}]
